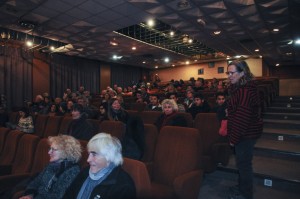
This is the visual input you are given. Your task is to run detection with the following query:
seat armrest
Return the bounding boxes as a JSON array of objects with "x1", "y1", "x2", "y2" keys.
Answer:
[
  {"x1": 144, "y1": 162, "x2": 153, "y2": 178},
  {"x1": 0, "y1": 173, "x2": 31, "y2": 193},
  {"x1": 173, "y1": 170, "x2": 204, "y2": 199}
]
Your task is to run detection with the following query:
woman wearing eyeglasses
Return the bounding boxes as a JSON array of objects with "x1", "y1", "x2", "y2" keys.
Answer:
[
  {"x1": 19, "y1": 135, "x2": 82, "y2": 199},
  {"x1": 226, "y1": 60, "x2": 263, "y2": 199}
]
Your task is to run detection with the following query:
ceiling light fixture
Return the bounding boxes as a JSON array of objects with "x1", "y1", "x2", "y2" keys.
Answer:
[
  {"x1": 295, "y1": 39, "x2": 300, "y2": 44},
  {"x1": 155, "y1": 65, "x2": 158, "y2": 69},
  {"x1": 147, "y1": 19, "x2": 155, "y2": 27},
  {"x1": 164, "y1": 57, "x2": 170, "y2": 63},
  {"x1": 273, "y1": 28, "x2": 279, "y2": 32},
  {"x1": 185, "y1": 61, "x2": 190, "y2": 65},
  {"x1": 132, "y1": 46, "x2": 136, "y2": 50},
  {"x1": 275, "y1": 63, "x2": 280, "y2": 67},
  {"x1": 287, "y1": 40, "x2": 293, "y2": 45},
  {"x1": 26, "y1": 40, "x2": 33, "y2": 47},
  {"x1": 50, "y1": 46, "x2": 55, "y2": 51},
  {"x1": 255, "y1": 49, "x2": 259, "y2": 52},
  {"x1": 213, "y1": 31, "x2": 221, "y2": 35},
  {"x1": 170, "y1": 31, "x2": 174, "y2": 36},
  {"x1": 142, "y1": 61, "x2": 146, "y2": 64},
  {"x1": 188, "y1": 39, "x2": 193, "y2": 43},
  {"x1": 110, "y1": 40, "x2": 118, "y2": 46}
]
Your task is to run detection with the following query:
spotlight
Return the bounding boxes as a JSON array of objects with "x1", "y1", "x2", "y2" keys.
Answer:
[{"x1": 26, "y1": 40, "x2": 33, "y2": 47}]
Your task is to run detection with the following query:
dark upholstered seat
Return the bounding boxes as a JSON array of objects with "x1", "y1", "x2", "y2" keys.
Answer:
[
  {"x1": 99, "y1": 120, "x2": 126, "y2": 140},
  {"x1": 140, "y1": 111, "x2": 162, "y2": 125},
  {"x1": 0, "y1": 130, "x2": 23, "y2": 166},
  {"x1": 58, "y1": 116, "x2": 73, "y2": 135},
  {"x1": 141, "y1": 124, "x2": 158, "y2": 163},
  {"x1": 33, "y1": 114, "x2": 49, "y2": 137},
  {"x1": 0, "y1": 127, "x2": 10, "y2": 154},
  {"x1": 43, "y1": 116, "x2": 63, "y2": 137}
]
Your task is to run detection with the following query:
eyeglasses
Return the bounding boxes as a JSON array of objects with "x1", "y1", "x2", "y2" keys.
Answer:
[
  {"x1": 48, "y1": 147, "x2": 59, "y2": 152},
  {"x1": 226, "y1": 71, "x2": 238, "y2": 76}
]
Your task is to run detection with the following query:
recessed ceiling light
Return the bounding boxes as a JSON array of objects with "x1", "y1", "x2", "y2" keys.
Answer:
[
  {"x1": 170, "y1": 31, "x2": 174, "y2": 36},
  {"x1": 188, "y1": 39, "x2": 193, "y2": 43},
  {"x1": 110, "y1": 40, "x2": 118, "y2": 46},
  {"x1": 275, "y1": 63, "x2": 280, "y2": 67},
  {"x1": 185, "y1": 61, "x2": 190, "y2": 65},
  {"x1": 50, "y1": 46, "x2": 55, "y2": 51},
  {"x1": 147, "y1": 19, "x2": 155, "y2": 27},
  {"x1": 172, "y1": 64, "x2": 175, "y2": 67},
  {"x1": 273, "y1": 28, "x2": 279, "y2": 32},
  {"x1": 155, "y1": 66, "x2": 158, "y2": 69},
  {"x1": 112, "y1": 55, "x2": 122, "y2": 60},
  {"x1": 132, "y1": 46, "x2": 136, "y2": 50},
  {"x1": 26, "y1": 40, "x2": 33, "y2": 47},
  {"x1": 235, "y1": 55, "x2": 241, "y2": 58},
  {"x1": 142, "y1": 61, "x2": 146, "y2": 64},
  {"x1": 286, "y1": 52, "x2": 292, "y2": 56},
  {"x1": 295, "y1": 39, "x2": 300, "y2": 44},
  {"x1": 213, "y1": 31, "x2": 221, "y2": 35},
  {"x1": 255, "y1": 49, "x2": 259, "y2": 52},
  {"x1": 194, "y1": 59, "x2": 198, "y2": 62},
  {"x1": 164, "y1": 57, "x2": 169, "y2": 63},
  {"x1": 287, "y1": 40, "x2": 293, "y2": 45}
]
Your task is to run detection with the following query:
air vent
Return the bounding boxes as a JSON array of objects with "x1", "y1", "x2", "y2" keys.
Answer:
[
  {"x1": 177, "y1": 0, "x2": 190, "y2": 10},
  {"x1": 19, "y1": 20, "x2": 37, "y2": 29}
]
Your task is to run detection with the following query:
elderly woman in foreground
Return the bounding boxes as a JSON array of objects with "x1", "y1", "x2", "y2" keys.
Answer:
[
  {"x1": 19, "y1": 135, "x2": 82, "y2": 199},
  {"x1": 63, "y1": 133, "x2": 136, "y2": 199}
]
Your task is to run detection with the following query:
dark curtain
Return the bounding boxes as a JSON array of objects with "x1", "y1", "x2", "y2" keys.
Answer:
[
  {"x1": 111, "y1": 63, "x2": 148, "y2": 88},
  {"x1": 50, "y1": 54, "x2": 100, "y2": 97},
  {"x1": 0, "y1": 45, "x2": 33, "y2": 110}
]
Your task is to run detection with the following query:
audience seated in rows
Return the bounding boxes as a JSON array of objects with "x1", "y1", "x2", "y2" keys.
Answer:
[
  {"x1": 6, "y1": 107, "x2": 34, "y2": 133},
  {"x1": 187, "y1": 93, "x2": 211, "y2": 119}
]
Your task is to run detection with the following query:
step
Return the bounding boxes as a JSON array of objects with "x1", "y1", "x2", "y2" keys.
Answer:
[
  {"x1": 263, "y1": 112, "x2": 300, "y2": 120},
  {"x1": 222, "y1": 155, "x2": 300, "y2": 184},
  {"x1": 271, "y1": 102, "x2": 300, "y2": 108},
  {"x1": 263, "y1": 119, "x2": 300, "y2": 130},
  {"x1": 255, "y1": 137, "x2": 300, "y2": 156},
  {"x1": 266, "y1": 107, "x2": 300, "y2": 113},
  {"x1": 198, "y1": 169, "x2": 300, "y2": 199}
]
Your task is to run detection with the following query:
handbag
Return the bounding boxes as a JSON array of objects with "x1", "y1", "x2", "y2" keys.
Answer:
[{"x1": 219, "y1": 120, "x2": 228, "y2": 136}]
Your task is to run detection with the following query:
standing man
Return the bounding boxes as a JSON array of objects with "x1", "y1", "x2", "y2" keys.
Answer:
[{"x1": 226, "y1": 60, "x2": 263, "y2": 199}]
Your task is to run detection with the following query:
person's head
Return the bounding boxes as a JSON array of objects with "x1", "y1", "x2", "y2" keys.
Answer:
[
  {"x1": 19, "y1": 107, "x2": 30, "y2": 118},
  {"x1": 186, "y1": 90, "x2": 194, "y2": 99},
  {"x1": 50, "y1": 104, "x2": 58, "y2": 112},
  {"x1": 87, "y1": 133, "x2": 123, "y2": 173},
  {"x1": 35, "y1": 95, "x2": 44, "y2": 102},
  {"x1": 110, "y1": 98, "x2": 121, "y2": 111},
  {"x1": 150, "y1": 94, "x2": 159, "y2": 105},
  {"x1": 99, "y1": 104, "x2": 106, "y2": 114},
  {"x1": 48, "y1": 135, "x2": 82, "y2": 163},
  {"x1": 79, "y1": 86, "x2": 85, "y2": 92},
  {"x1": 104, "y1": 93, "x2": 111, "y2": 100},
  {"x1": 67, "y1": 100, "x2": 74, "y2": 109},
  {"x1": 71, "y1": 104, "x2": 84, "y2": 119},
  {"x1": 215, "y1": 92, "x2": 226, "y2": 106},
  {"x1": 168, "y1": 92, "x2": 178, "y2": 102},
  {"x1": 193, "y1": 93, "x2": 204, "y2": 106},
  {"x1": 77, "y1": 96, "x2": 86, "y2": 106},
  {"x1": 161, "y1": 99, "x2": 178, "y2": 115},
  {"x1": 227, "y1": 60, "x2": 254, "y2": 86}
]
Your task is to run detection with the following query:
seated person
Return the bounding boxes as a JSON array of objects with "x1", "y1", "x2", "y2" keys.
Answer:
[
  {"x1": 6, "y1": 107, "x2": 34, "y2": 133},
  {"x1": 63, "y1": 133, "x2": 136, "y2": 199},
  {"x1": 145, "y1": 94, "x2": 162, "y2": 111},
  {"x1": 19, "y1": 135, "x2": 81, "y2": 199},
  {"x1": 187, "y1": 93, "x2": 211, "y2": 119},
  {"x1": 107, "y1": 98, "x2": 129, "y2": 124},
  {"x1": 97, "y1": 104, "x2": 108, "y2": 122},
  {"x1": 155, "y1": 99, "x2": 187, "y2": 131},
  {"x1": 211, "y1": 91, "x2": 228, "y2": 121},
  {"x1": 65, "y1": 104, "x2": 94, "y2": 141}
]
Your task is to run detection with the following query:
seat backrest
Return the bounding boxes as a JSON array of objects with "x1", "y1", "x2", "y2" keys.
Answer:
[
  {"x1": 141, "y1": 124, "x2": 158, "y2": 162},
  {"x1": 193, "y1": 113, "x2": 221, "y2": 155},
  {"x1": 131, "y1": 103, "x2": 147, "y2": 112},
  {"x1": 0, "y1": 130, "x2": 23, "y2": 165},
  {"x1": 58, "y1": 116, "x2": 73, "y2": 135},
  {"x1": 33, "y1": 114, "x2": 49, "y2": 137},
  {"x1": 99, "y1": 120, "x2": 126, "y2": 140},
  {"x1": 152, "y1": 126, "x2": 201, "y2": 186},
  {"x1": 126, "y1": 110, "x2": 140, "y2": 118},
  {"x1": 176, "y1": 112, "x2": 193, "y2": 127},
  {"x1": 43, "y1": 116, "x2": 63, "y2": 137},
  {"x1": 140, "y1": 111, "x2": 162, "y2": 125},
  {"x1": 122, "y1": 158, "x2": 151, "y2": 199},
  {"x1": 0, "y1": 127, "x2": 10, "y2": 155},
  {"x1": 79, "y1": 140, "x2": 89, "y2": 169},
  {"x1": 29, "y1": 138, "x2": 50, "y2": 175},
  {"x1": 11, "y1": 134, "x2": 40, "y2": 174}
]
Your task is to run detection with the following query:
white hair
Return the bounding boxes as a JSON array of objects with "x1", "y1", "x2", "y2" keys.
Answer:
[{"x1": 87, "y1": 133, "x2": 123, "y2": 165}]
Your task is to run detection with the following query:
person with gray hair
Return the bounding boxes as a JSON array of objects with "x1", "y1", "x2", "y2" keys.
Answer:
[
  {"x1": 19, "y1": 135, "x2": 82, "y2": 199},
  {"x1": 63, "y1": 133, "x2": 136, "y2": 199},
  {"x1": 154, "y1": 98, "x2": 187, "y2": 130}
]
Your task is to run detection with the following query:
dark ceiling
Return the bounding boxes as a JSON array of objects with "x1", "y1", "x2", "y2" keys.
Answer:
[{"x1": 0, "y1": 0, "x2": 300, "y2": 69}]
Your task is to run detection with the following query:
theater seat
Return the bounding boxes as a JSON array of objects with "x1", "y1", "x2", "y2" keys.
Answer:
[
  {"x1": 33, "y1": 114, "x2": 49, "y2": 137},
  {"x1": 43, "y1": 116, "x2": 63, "y2": 137},
  {"x1": 58, "y1": 116, "x2": 73, "y2": 135},
  {"x1": 141, "y1": 124, "x2": 158, "y2": 162},
  {"x1": 148, "y1": 126, "x2": 203, "y2": 199},
  {"x1": 194, "y1": 113, "x2": 231, "y2": 173},
  {"x1": 122, "y1": 158, "x2": 152, "y2": 199},
  {"x1": 140, "y1": 111, "x2": 162, "y2": 125},
  {"x1": 0, "y1": 127, "x2": 10, "y2": 155},
  {"x1": 99, "y1": 120, "x2": 126, "y2": 140},
  {"x1": 0, "y1": 130, "x2": 23, "y2": 166},
  {"x1": 78, "y1": 140, "x2": 89, "y2": 169}
]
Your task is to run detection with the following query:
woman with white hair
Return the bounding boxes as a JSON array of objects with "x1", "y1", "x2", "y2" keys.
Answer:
[
  {"x1": 63, "y1": 133, "x2": 136, "y2": 199},
  {"x1": 154, "y1": 98, "x2": 188, "y2": 130}
]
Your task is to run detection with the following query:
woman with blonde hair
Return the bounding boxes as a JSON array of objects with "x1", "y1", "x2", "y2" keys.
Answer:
[
  {"x1": 63, "y1": 133, "x2": 136, "y2": 199},
  {"x1": 155, "y1": 98, "x2": 187, "y2": 130},
  {"x1": 19, "y1": 135, "x2": 82, "y2": 199}
]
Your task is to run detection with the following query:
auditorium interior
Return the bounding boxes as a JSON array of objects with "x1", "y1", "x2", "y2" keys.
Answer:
[{"x1": 0, "y1": 0, "x2": 299, "y2": 199}]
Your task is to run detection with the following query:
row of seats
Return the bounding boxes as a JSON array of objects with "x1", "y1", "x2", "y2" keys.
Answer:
[
  {"x1": 0, "y1": 125, "x2": 205, "y2": 199},
  {"x1": 5, "y1": 111, "x2": 230, "y2": 172}
]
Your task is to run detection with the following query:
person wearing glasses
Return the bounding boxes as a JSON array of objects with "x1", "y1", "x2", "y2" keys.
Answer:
[
  {"x1": 63, "y1": 133, "x2": 136, "y2": 199},
  {"x1": 226, "y1": 60, "x2": 263, "y2": 199},
  {"x1": 19, "y1": 135, "x2": 82, "y2": 199}
]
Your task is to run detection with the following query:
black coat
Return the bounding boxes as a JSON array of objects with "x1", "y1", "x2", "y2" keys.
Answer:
[
  {"x1": 155, "y1": 112, "x2": 188, "y2": 130},
  {"x1": 66, "y1": 114, "x2": 94, "y2": 140},
  {"x1": 63, "y1": 166, "x2": 136, "y2": 199}
]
